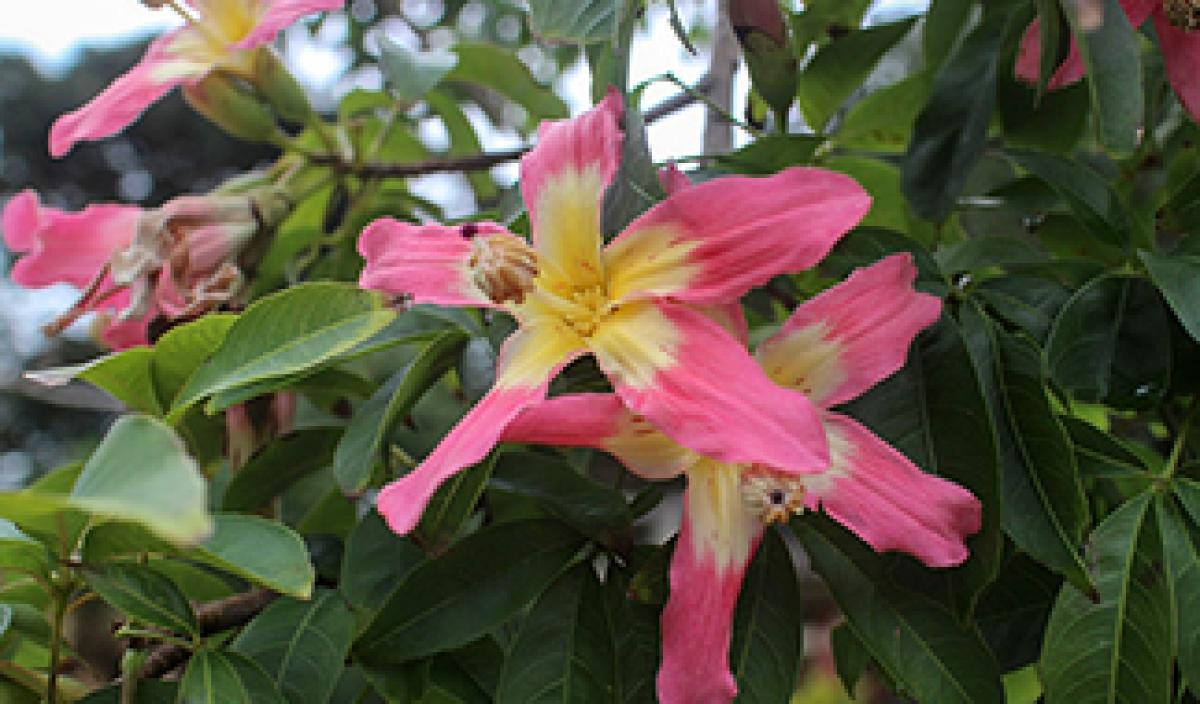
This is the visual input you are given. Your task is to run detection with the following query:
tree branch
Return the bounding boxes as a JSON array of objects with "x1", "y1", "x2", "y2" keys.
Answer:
[{"x1": 137, "y1": 588, "x2": 277, "y2": 680}]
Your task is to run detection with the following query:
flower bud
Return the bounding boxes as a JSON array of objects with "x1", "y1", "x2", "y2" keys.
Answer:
[
  {"x1": 251, "y1": 48, "x2": 314, "y2": 124},
  {"x1": 728, "y1": 0, "x2": 797, "y2": 120},
  {"x1": 182, "y1": 71, "x2": 285, "y2": 145}
]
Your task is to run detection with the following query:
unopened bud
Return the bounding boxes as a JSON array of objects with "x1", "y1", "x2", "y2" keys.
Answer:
[
  {"x1": 182, "y1": 71, "x2": 285, "y2": 145},
  {"x1": 251, "y1": 48, "x2": 314, "y2": 124},
  {"x1": 729, "y1": 0, "x2": 788, "y2": 46},
  {"x1": 728, "y1": 0, "x2": 796, "y2": 120}
]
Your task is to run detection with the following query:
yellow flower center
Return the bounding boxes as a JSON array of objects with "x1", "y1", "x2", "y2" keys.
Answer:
[
  {"x1": 530, "y1": 280, "x2": 617, "y2": 338},
  {"x1": 740, "y1": 467, "x2": 806, "y2": 525},
  {"x1": 1164, "y1": 0, "x2": 1200, "y2": 29}
]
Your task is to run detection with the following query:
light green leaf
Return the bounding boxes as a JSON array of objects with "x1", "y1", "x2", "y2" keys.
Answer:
[
  {"x1": 190, "y1": 514, "x2": 314, "y2": 599},
  {"x1": 26, "y1": 347, "x2": 160, "y2": 415},
  {"x1": 171, "y1": 283, "x2": 395, "y2": 418},
  {"x1": 527, "y1": 0, "x2": 616, "y2": 44},
  {"x1": 446, "y1": 44, "x2": 569, "y2": 129},
  {"x1": 378, "y1": 36, "x2": 457, "y2": 104}
]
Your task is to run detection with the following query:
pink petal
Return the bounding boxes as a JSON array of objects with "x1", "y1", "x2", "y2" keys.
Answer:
[
  {"x1": 590, "y1": 300, "x2": 829, "y2": 473},
  {"x1": 3, "y1": 190, "x2": 140, "y2": 289},
  {"x1": 520, "y1": 88, "x2": 622, "y2": 237},
  {"x1": 375, "y1": 324, "x2": 584, "y2": 535},
  {"x1": 755, "y1": 254, "x2": 941, "y2": 408},
  {"x1": 93, "y1": 299, "x2": 154, "y2": 350},
  {"x1": 357, "y1": 218, "x2": 521, "y2": 308},
  {"x1": 1154, "y1": 13, "x2": 1200, "y2": 122},
  {"x1": 234, "y1": 0, "x2": 345, "y2": 50},
  {"x1": 603, "y1": 167, "x2": 870, "y2": 305},
  {"x1": 808, "y1": 413, "x2": 981, "y2": 568},
  {"x1": 659, "y1": 460, "x2": 763, "y2": 704},
  {"x1": 49, "y1": 32, "x2": 198, "y2": 157},
  {"x1": 501, "y1": 393, "x2": 696, "y2": 481}
]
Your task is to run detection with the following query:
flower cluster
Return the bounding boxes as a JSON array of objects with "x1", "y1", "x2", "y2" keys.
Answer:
[{"x1": 357, "y1": 94, "x2": 983, "y2": 703}]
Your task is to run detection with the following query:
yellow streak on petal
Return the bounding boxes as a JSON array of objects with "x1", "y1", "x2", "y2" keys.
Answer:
[
  {"x1": 687, "y1": 459, "x2": 760, "y2": 571},
  {"x1": 603, "y1": 223, "x2": 699, "y2": 303},
  {"x1": 193, "y1": 0, "x2": 258, "y2": 41},
  {"x1": 587, "y1": 301, "x2": 679, "y2": 390},
  {"x1": 795, "y1": 417, "x2": 854, "y2": 500},
  {"x1": 533, "y1": 167, "x2": 606, "y2": 291},
  {"x1": 755, "y1": 322, "x2": 846, "y2": 406},
  {"x1": 494, "y1": 322, "x2": 584, "y2": 390},
  {"x1": 606, "y1": 414, "x2": 698, "y2": 481}
]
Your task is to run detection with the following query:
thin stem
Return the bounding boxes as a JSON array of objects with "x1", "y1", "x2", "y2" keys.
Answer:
[
  {"x1": 47, "y1": 590, "x2": 66, "y2": 704},
  {"x1": 307, "y1": 147, "x2": 530, "y2": 178},
  {"x1": 1164, "y1": 396, "x2": 1200, "y2": 480}
]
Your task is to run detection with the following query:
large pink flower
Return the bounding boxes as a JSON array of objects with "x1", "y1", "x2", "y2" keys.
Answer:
[
  {"x1": 357, "y1": 90, "x2": 872, "y2": 536},
  {"x1": 501, "y1": 254, "x2": 982, "y2": 704},
  {"x1": 49, "y1": 0, "x2": 342, "y2": 157},
  {"x1": 1016, "y1": 0, "x2": 1200, "y2": 120},
  {"x1": 3, "y1": 189, "x2": 266, "y2": 349}
]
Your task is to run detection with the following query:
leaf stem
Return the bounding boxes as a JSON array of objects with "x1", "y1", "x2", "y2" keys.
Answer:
[
  {"x1": 1163, "y1": 396, "x2": 1200, "y2": 480},
  {"x1": 47, "y1": 588, "x2": 66, "y2": 703}
]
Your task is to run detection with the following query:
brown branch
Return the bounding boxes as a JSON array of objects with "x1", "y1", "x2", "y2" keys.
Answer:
[
  {"x1": 308, "y1": 82, "x2": 714, "y2": 179},
  {"x1": 137, "y1": 588, "x2": 277, "y2": 679}
]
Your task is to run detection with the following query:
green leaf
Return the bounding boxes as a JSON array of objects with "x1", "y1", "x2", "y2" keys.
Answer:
[
  {"x1": 797, "y1": 18, "x2": 916, "y2": 131},
  {"x1": 152, "y1": 314, "x2": 238, "y2": 405},
  {"x1": 495, "y1": 565, "x2": 614, "y2": 703},
  {"x1": 601, "y1": 102, "x2": 663, "y2": 238},
  {"x1": 796, "y1": 514, "x2": 1004, "y2": 704},
  {"x1": 339, "y1": 512, "x2": 425, "y2": 613},
  {"x1": 356, "y1": 519, "x2": 584, "y2": 663},
  {"x1": 0, "y1": 521, "x2": 48, "y2": 578},
  {"x1": 923, "y1": 0, "x2": 973, "y2": 68},
  {"x1": 171, "y1": 283, "x2": 395, "y2": 417},
  {"x1": 1008, "y1": 150, "x2": 1129, "y2": 248},
  {"x1": 1064, "y1": 0, "x2": 1143, "y2": 153},
  {"x1": 829, "y1": 622, "x2": 869, "y2": 697},
  {"x1": 715, "y1": 134, "x2": 822, "y2": 175},
  {"x1": 26, "y1": 347, "x2": 161, "y2": 415},
  {"x1": 71, "y1": 415, "x2": 210, "y2": 545},
  {"x1": 446, "y1": 44, "x2": 569, "y2": 129},
  {"x1": 1060, "y1": 416, "x2": 1149, "y2": 479},
  {"x1": 1140, "y1": 249, "x2": 1200, "y2": 344},
  {"x1": 999, "y1": 81, "x2": 1088, "y2": 153},
  {"x1": 1045, "y1": 274, "x2": 1171, "y2": 409},
  {"x1": 231, "y1": 590, "x2": 356, "y2": 704},
  {"x1": 973, "y1": 275, "x2": 1071, "y2": 344},
  {"x1": 334, "y1": 330, "x2": 468, "y2": 495},
  {"x1": 378, "y1": 37, "x2": 457, "y2": 104},
  {"x1": 527, "y1": 0, "x2": 616, "y2": 44},
  {"x1": 902, "y1": 10, "x2": 1006, "y2": 220},
  {"x1": 490, "y1": 451, "x2": 632, "y2": 549},
  {"x1": 729, "y1": 529, "x2": 803, "y2": 703},
  {"x1": 178, "y1": 650, "x2": 285, "y2": 704},
  {"x1": 426, "y1": 89, "x2": 499, "y2": 205},
  {"x1": 85, "y1": 564, "x2": 197, "y2": 636},
  {"x1": 190, "y1": 514, "x2": 314, "y2": 599},
  {"x1": 835, "y1": 72, "x2": 932, "y2": 154},
  {"x1": 975, "y1": 552, "x2": 1062, "y2": 671},
  {"x1": 841, "y1": 315, "x2": 1001, "y2": 614},
  {"x1": 959, "y1": 307, "x2": 1092, "y2": 593},
  {"x1": 1158, "y1": 493, "x2": 1200, "y2": 694},
  {"x1": 1040, "y1": 494, "x2": 1172, "y2": 704},
  {"x1": 735, "y1": 24, "x2": 796, "y2": 118},
  {"x1": 417, "y1": 454, "x2": 496, "y2": 553},
  {"x1": 223, "y1": 428, "x2": 342, "y2": 512}
]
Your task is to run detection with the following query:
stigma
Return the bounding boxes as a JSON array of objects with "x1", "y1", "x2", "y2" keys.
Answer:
[{"x1": 740, "y1": 467, "x2": 806, "y2": 525}]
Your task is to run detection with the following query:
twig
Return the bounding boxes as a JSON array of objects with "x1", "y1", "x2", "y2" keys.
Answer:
[
  {"x1": 306, "y1": 81, "x2": 715, "y2": 179},
  {"x1": 137, "y1": 588, "x2": 277, "y2": 679}
]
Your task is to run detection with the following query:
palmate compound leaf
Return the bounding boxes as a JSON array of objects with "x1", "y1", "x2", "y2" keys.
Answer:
[
  {"x1": 958, "y1": 304, "x2": 1092, "y2": 594},
  {"x1": 794, "y1": 514, "x2": 1004, "y2": 704},
  {"x1": 231, "y1": 589, "x2": 356, "y2": 704},
  {"x1": 1040, "y1": 493, "x2": 1172, "y2": 704},
  {"x1": 839, "y1": 314, "x2": 1002, "y2": 615}
]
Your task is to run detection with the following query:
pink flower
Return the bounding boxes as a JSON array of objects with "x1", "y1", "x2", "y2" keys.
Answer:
[
  {"x1": 356, "y1": 90, "x2": 871, "y2": 537},
  {"x1": 501, "y1": 254, "x2": 982, "y2": 704},
  {"x1": 1016, "y1": 0, "x2": 1200, "y2": 120},
  {"x1": 49, "y1": 0, "x2": 342, "y2": 157},
  {"x1": 3, "y1": 189, "x2": 271, "y2": 348}
]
